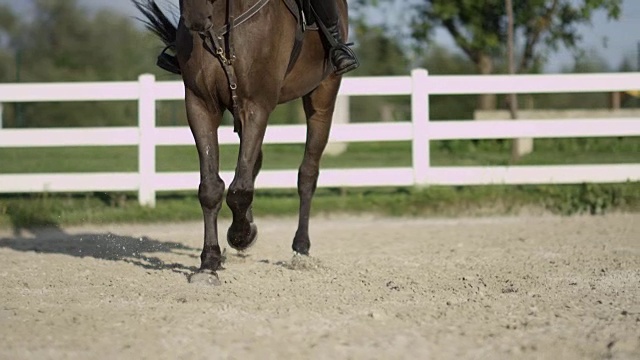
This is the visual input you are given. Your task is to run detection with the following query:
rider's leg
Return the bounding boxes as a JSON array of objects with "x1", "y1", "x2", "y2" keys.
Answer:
[{"x1": 311, "y1": 0, "x2": 359, "y2": 75}]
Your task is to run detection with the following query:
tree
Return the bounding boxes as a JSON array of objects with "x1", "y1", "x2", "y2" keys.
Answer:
[
  {"x1": 0, "y1": 0, "x2": 174, "y2": 128},
  {"x1": 415, "y1": 45, "x2": 477, "y2": 120},
  {"x1": 0, "y1": 4, "x2": 17, "y2": 43},
  {"x1": 356, "y1": 0, "x2": 622, "y2": 110},
  {"x1": 18, "y1": 0, "x2": 162, "y2": 82},
  {"x1": 351, "y1": 21, "x2": 411, "y2": 76},
  {"x1": 347, "y1": 22, "x2": 413, "y2": 122},
  {"x1": 0, "y1": 4, "x2": 18, "y2": 82}
]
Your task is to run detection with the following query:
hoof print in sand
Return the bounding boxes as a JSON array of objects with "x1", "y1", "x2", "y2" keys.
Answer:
[
  {"x1": 188, "y1": 270, "x2": 222, "y2": 286},
  {"x1": 280, "y1": 253, "x2": 323, "y2": 271}
]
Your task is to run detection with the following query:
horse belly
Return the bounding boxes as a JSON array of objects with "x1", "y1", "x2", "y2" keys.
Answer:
[{"x1": 278, "y1": 31, "x2": 331, "y2": 103}]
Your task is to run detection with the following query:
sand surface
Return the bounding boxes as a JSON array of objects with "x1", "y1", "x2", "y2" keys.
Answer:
[{"x1": 1, "y1": 214, "x2": 639, "y2": 359}]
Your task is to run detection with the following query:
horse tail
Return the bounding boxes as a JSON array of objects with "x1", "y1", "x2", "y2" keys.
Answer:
[{"x1": 132, "y1": 0, "x2": 181, "y2": 75}]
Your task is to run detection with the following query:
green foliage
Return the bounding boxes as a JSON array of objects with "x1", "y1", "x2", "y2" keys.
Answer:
[
  {"x1": 413, "y1": 0, "x2": 506, "y2": 60},
  {"x1": 0, "y1": 4, "x2": 17, "y2": 35},
  {"x1": 534, "y1": 183, "x2": 636, "y2": 215},
  {"x1": 0, "y1": 0, "x2": 177, "y2": 128},
  {"x1": 0, "y1": 4, "x2": 18, "y2": 82},
  {"x1": 0, "y1": 192, "x2": 204, "y2": 229},
  {"x1": 416, "y1": 45, "x2": 477, "y2": 120},
  {"x1": 356, "y1": 0, "x2": 622, "y2": 74},
  {"x1": 352, "y1": 22, "x2": 410, "y2": 76},
  {"x1": 2, "y1": 182, "x2": 639, "y2": 229},
  {"x1": 3, "y1": 193, "x2": 60, "y2": 229},
  {"x1": 16, "y1": 0, "x2": 150, "y2": 81},
  {"x1": 566, "y1": 48, "x2": 611, "y2": 73},
  {"x1": 347, "y1": 21, "x2": 413, "y2": 122}
]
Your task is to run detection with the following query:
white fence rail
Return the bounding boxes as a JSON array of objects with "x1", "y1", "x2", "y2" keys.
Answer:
[{"x1": 1, "y1": 69, "x2": 639, "y2": 206}]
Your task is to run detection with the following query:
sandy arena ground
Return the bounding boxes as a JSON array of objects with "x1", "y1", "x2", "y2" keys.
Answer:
[{"x1": 0, "y1": 214, "x2": 639, "y2": 359}]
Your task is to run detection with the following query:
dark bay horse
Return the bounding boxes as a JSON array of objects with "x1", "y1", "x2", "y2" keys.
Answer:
[{"x1": 134, "y1": 0, "x2": 348, "y2": 284}]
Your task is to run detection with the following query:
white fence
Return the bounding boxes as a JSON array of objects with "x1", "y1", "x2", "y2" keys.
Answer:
[{"x1": 1, "y1": 69, "x2": 639, "y2": 206}]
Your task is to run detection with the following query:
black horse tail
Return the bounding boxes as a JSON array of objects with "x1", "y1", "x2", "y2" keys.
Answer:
[{"x1": 132, "y1": 0, "x2": 181, "y2": 75}]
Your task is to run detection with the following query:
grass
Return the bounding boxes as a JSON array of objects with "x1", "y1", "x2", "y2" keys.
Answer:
[
  {"x1": 1, "y1": 137, "x2": 638, "y2": 229},
  {"x1": 1, "y1": 137, "x2": 639, "y2": 174},
  {"x1": 2, "y1": 183, "x2": 639, "y2": 230}
]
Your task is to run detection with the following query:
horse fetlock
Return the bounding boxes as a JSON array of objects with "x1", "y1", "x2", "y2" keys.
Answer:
[
  {"x1": 226, "y1": 188, "x2": 254, "y2": 213},
  {"x1": 200, "y1": 246, "x2": 224, "y2": 271}
]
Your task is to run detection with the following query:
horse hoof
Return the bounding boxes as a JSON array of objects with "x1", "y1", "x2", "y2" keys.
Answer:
[
  {"x1": 292, "y1": 244, "x2": 310, "y2": 256},
  {"x1": 228, "y1": 223, "x2": 258, "y2": 251},
  {"x1": 188, "y1": 270, "x2": 221, "y2": 286},
  {"x1": 292, "y1": 235, "x2": 310, "y2": 255}
]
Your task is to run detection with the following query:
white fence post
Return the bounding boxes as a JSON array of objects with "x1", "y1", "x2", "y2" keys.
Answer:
[
  {"x1": 411, "y1": 68, "x2": 430, "y2": 186},
  {"x1": 138, "y1": 74, "x2": 156, "y2": 207}
]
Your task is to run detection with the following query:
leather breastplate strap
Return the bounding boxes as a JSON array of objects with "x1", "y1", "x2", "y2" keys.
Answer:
[
  {"x1": 199, "y1": 0, "x2": 271, "y2": 132},
  {"x1": 201, "y1": 27, "x2": 240, "y2": 131}
]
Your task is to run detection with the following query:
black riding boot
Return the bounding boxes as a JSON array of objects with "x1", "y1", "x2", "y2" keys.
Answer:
[{"x1": 312, "y1": 0, "x2": 359, "y2": 75}]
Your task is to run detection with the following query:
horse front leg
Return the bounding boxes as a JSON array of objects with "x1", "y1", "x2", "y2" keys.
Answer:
[
  {"x1": 292, "y1": 77, "x2": 341, "y2": 255},
  {"x1": 184, "y1": 89, "x2": 225, "y2": 285},
  {"x1": 226, "y1": 102, "x2": 270, "y2": 251}
]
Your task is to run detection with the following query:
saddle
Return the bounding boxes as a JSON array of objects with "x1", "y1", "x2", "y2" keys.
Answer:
[
  {"x1": 156, "y1": 0, "x2": 318, "y2": 75},
  {"x1": 287, "y1": 0, "x2": 315, "y2": 27}
]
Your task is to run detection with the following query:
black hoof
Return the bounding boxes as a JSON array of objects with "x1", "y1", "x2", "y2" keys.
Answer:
[
  {"x1": 292, "y1": 247, "x2": 310, "y2": 256},
  {"x1": 292, "y1": 233, "x2": 310, "y2": 255},
  {"x1": 228, "y1": 222, "x2": 258, "y2": 251},
  {"x1": 188, "y1": 269, "x2": 221, "y2": 286}
]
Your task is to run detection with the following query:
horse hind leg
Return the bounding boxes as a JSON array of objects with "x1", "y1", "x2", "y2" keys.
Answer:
[
  {"x1": 226, "y1": 103, "x2": 270, "y2": 251},
  {"x1": 292, "y1": 77, "x2": 341, "y2": 255}
]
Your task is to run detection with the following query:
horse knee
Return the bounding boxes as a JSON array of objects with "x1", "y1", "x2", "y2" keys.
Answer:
[{"x1": 199, "y1": 177, "x2": 225, "y2": 210}]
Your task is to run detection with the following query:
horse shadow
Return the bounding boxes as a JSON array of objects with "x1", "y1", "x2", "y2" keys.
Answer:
[{"x1": 0, "y1": 225, "x2": 201, "y2": 276}]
